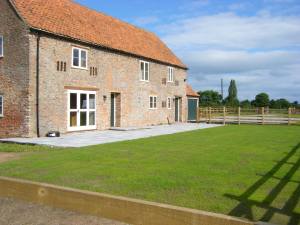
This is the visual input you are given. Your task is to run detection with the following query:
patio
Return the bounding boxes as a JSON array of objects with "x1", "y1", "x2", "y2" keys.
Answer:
[{"x1": 0, "y1": 123, "x2": 220, "y2": 148}]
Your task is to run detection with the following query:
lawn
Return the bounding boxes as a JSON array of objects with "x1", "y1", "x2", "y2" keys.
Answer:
[{"x1": 0, "y1": 125, "x2": 299, "y2": 225}]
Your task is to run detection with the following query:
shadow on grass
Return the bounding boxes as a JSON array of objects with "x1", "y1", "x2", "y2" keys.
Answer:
[{"x1": 225, "y1": 143, "x2": 300, "y2": 225}]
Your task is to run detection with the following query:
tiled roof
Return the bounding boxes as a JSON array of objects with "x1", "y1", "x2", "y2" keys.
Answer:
[
  {"x1": 186, "y1": 84, "x2": 200, "y2": 97},
  {"x1": 11, "y1": 0, "x2": 187, "y2": 69}
]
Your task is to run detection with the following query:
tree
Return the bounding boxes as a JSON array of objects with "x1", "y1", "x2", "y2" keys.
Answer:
[
  {"x1": 253, "y1": 93, "x2": 270, "y2": 107},
  {"x1": 198, "y1": 90, "x2": 222, "y2": 107},
  {"x1": 292, "y1": 101, "x2": 299, "y2": 109},
  {"x1": 225, "y1": 80, "x2": 239, "y2": 106},
  {"x1": 270, "y1": 99, "x2": 291, "y2": 109},
  {"x1": 240, "y1": 100, "x2": 251, "y2": 108}
]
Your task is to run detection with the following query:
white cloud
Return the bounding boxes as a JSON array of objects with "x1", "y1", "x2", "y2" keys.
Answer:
[
  {"x1": 182, "y1": 50, "x2": 300, "y2": 74},
  {"x1": 159, "y1": 12, "x2": 300, "y2": 101},
  {"x1": 162, "y1": 13, "x2": 300, "y2": 50}
]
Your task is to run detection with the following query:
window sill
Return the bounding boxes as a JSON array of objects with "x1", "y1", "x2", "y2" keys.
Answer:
[
  {"x1": 140, "y1": 80, "x2": 150, "y2": 82},
  {"x1": 71, "y1": 66, "x2": 88, "y2": 71}
]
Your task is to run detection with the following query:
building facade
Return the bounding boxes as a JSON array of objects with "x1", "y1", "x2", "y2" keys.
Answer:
[{"x1": 0, "y1": 0, "x2": 190, "y2": 138}]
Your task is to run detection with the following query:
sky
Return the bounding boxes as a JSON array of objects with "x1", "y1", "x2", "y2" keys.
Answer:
[{"x1": 75, "y1": 0, "x2": 300, "y2": 102}]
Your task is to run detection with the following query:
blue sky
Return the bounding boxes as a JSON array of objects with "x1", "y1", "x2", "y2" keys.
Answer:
[{"x1": 76, "y1": 0, "x2": 300, "y2": 102}]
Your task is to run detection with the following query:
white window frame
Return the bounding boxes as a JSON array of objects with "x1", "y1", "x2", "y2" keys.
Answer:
[
  {"x1": 67, "y1": 90, "x2": 96, "y2": 131},
  {"x1": 167, "y1": 97, "x2": 172, "y2": 109},
  {"x1": 167, "y1": 67, "x2": 174, "y2": 82},
  {"x1": 140, "y1": 60, "x2": 150, "y2": 81},
  {"x1": 0, "y1": 36, "x2": 3, "y2": 57},
  {"x1": 72, "y1": 47, "x2": 88, "y2": 69},
  {"x1": 0, "y1": 95, "x2": 3, "y2": 117},
  {"x1": 149, "y1": 96, "x2": 157, "y2": 109}
]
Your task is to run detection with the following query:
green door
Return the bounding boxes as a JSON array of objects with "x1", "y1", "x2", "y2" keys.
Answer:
[{"x1": 188, "y1": 99, "x2": 198, "y2": 121}]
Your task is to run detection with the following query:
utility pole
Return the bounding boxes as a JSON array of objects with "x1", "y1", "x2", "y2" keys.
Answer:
[{"x1": 221, "y1": 78, "x2": 224, "y2": 101}]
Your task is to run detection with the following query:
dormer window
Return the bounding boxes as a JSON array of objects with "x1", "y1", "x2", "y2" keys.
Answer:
[
  {"x1": 72, "y1": 47, "x2": 88, "y2": 69},
  {"x1": 0, "y1": 36, "x2": 3, "y2": 57}
]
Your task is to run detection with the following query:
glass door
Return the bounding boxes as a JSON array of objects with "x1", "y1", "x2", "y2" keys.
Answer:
[{"x1": 68, "y1": 90, "x2": 96, "y2": 131}]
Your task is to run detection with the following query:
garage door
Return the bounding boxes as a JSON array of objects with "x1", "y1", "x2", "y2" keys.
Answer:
[{"x1": 188, "y1": 98, "x2": 198, "y2": 121}]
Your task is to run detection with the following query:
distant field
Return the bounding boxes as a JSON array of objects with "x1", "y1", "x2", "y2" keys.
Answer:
[{"x1": 0, "y1": 125, "x2": 299, "y2": 225}]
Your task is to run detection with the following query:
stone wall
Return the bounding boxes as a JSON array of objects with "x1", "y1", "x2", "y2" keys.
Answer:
[{"x1": 0, "y1": 0, "x2": 30, "y2": 138}]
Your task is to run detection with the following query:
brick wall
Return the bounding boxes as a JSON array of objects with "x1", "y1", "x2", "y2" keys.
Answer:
[
  {"x1": 0, "y1": 0, "x2": 30, "y2": 138},
  {"x1": 31, "y1": 35, "x2": 187, "y2": 137}
]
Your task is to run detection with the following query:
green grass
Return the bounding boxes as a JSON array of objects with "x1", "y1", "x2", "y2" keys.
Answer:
[
  {"x1": 0, "y1": 143, "x2": 60, "y2": 152},
  {"x1": 0, "y1": 125, "x2": 299, "y2": 225}
]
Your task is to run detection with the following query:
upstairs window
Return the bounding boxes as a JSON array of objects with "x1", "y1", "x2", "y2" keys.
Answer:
[
  {"x1": 149, "y1": 96, "x2": 157, "y2": 109},
  {"x1": 168, "y1": 67, "x2": 174, "y2": 82},
  {"x1": 0, "y1": 36, "x2": 3, "y2": 57},
  {"x1": 0, "y1": 96, "x2": 3, "y2": 117},
  {"x1": 72, "y1": 47, "x2": 88, "y2": 69},
  {"x1": 140, "y1": 61, "x2": 150, "y2": 81}
]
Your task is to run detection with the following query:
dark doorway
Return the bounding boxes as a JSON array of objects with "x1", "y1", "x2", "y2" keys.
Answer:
[{"x1": 175, "y1": 97, "x2": 181, "y2": 122}]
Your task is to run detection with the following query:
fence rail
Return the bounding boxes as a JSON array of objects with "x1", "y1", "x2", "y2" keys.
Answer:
[{"x1": 198, "y1": 107, "x2": 300, "y2": 125}]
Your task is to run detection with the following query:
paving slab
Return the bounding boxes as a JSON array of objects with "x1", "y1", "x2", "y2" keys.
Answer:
[{"x1": 0, "y1": 123, "x2": 221, "y2": 148}]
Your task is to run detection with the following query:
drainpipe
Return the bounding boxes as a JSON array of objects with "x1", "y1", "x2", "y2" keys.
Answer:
[{"x1": 36, "y1": 33, "x2": 40, "y2": 137}]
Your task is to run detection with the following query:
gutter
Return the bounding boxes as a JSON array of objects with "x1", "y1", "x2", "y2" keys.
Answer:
[{"x1": 36, "y1": 33, "x2": 40, "y2": 137}]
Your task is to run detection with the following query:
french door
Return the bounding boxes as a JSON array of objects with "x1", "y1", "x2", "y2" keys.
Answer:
[{"x1": 68, "y1": 90, "x2": 96, "y2": 131}]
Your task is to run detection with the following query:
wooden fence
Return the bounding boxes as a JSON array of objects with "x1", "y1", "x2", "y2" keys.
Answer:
[{"x1": 198, "y1": 107, "x2": 300, "y2": 125}]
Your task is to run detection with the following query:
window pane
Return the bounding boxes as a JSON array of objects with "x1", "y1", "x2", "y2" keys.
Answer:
[
  {"x1": 89, "y1": 112, "x2": 95, "y2": 126},
  {"x1": 89, "y1": 94, "x2": 95, "y2": 109},
  {"x1": 73, "y1": 49, "x2": 79, "y2": 66},
  {"x1": 145, "y1": 71, "x2": 149, "y2": 81},
  {"x1": 81, "y1": 50, "x2": 87, "y2": 68},
  {"x1": 70, "y1": 112, "x2": 77, "y2": 127},
  {"x1": 0, "y1": 96, "x2": 3, "y2": 115},
  {"x1": 80, "y1": 112, "x2": 87, "y2": 126},
  {"x1": 150, "y1": 97, "x2": 153, "y2": 108},
  {"x1": 145, "y1": 63, "x2": 149, "y2": 80},
  {"x1": 70, "y1": 93, "x2": 77, "y2": 109},
  {"x1": 80, "y1": 94, "x2": 87, "y2": 109},
  {"x1": 0, "y1": 36, "x2": 3, "y2": 56},
  {"x1": 141, "y1": 62, "x2": 145, "y2": 80}
]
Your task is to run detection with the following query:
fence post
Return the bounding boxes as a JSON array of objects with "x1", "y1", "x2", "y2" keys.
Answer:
[
  {"x1": 262, "y1": 107, "x2": 265, "y2": 125},
  {"x1": 209, "y1": 107, "x2": 212, "y2": 124},
  {"x1": 238, "y1": 107, "x2": 241, "y2": 125},
  {"x1": 288, "y1": 107, "x2": 291, "y2": 125},
  {"x1": 223, "y1": 106, "x2": 226, "y2": 125}
]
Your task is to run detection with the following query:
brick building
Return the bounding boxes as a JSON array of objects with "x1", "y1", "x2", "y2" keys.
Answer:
[{"x1": 0, "y1": 0, "x2": 197, "y2": 138}]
